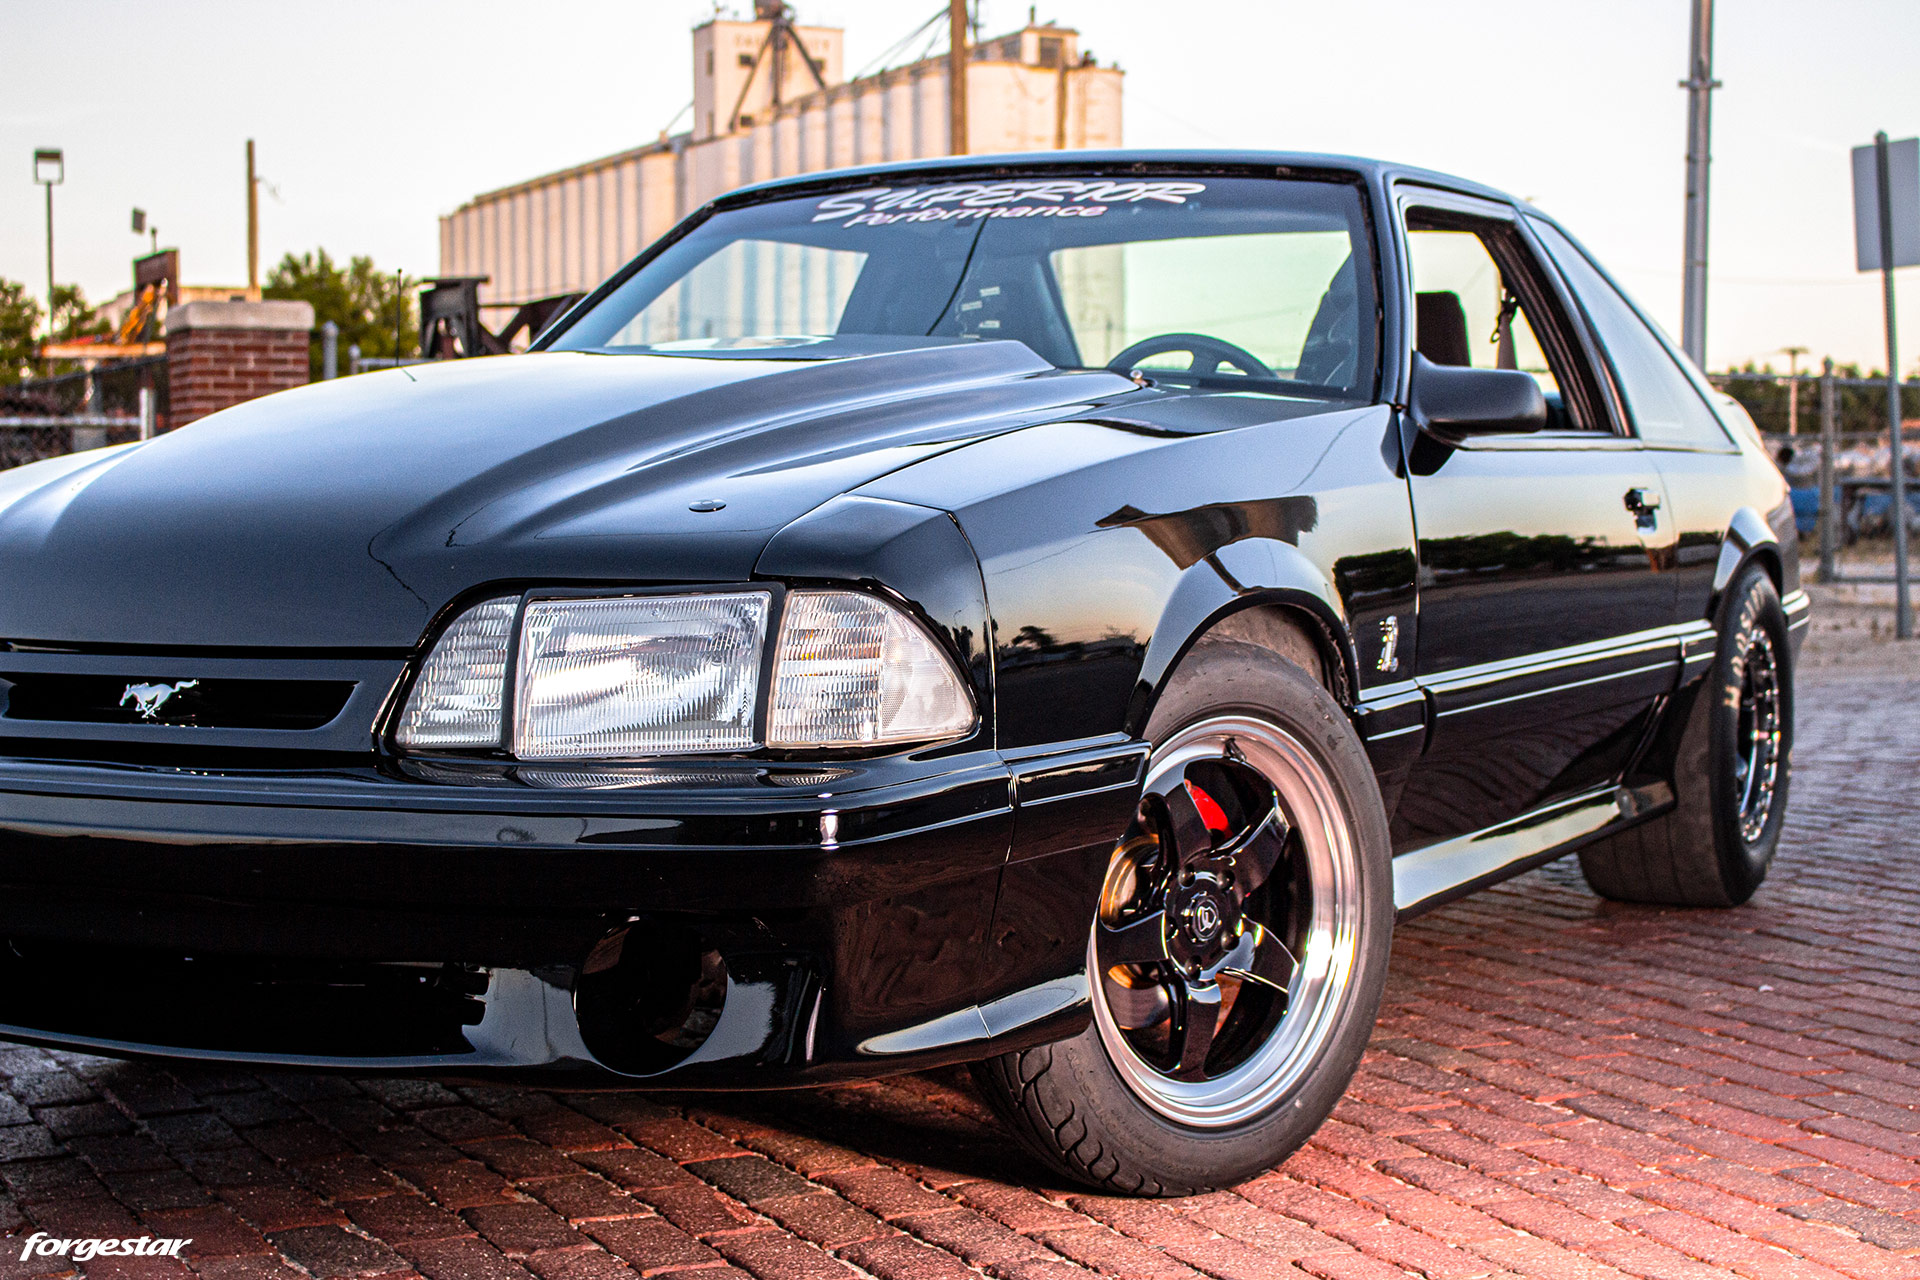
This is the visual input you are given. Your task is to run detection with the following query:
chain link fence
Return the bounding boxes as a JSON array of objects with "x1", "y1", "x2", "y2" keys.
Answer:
[
  {"x1": 0, "y1": 355, "x2": 164, "y2": 469},
  {"x1": 1710, "y1": 369, "x2": 1920, "y2": 584}
]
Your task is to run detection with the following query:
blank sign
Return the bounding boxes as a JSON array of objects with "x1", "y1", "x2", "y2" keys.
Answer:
[{"x1": 1854, "y1": 136, "x2": 1920, "y2": 272}]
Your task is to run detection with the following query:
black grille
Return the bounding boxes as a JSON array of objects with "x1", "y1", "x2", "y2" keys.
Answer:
[{"x1": 0, "y1": 673, "x2": 354, "y2": 730}]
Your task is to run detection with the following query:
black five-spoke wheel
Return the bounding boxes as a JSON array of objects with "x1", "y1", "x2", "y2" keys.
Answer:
[
  {"x1": 1090, "y1": 715, "x2": 1362, "y2": 1128},
  {"x1": 973, "y1": 639, "x2": 1392, "y2": 1193}
]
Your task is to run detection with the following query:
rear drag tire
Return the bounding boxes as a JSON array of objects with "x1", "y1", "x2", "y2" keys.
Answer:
[{"x1": 1579, "y1": 563, "x2": 1792, "y2": 907}]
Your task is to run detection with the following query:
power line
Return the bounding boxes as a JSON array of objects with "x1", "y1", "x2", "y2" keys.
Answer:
[{"x1": 850, "y1": 7, "x2": 947, "y2": 80}]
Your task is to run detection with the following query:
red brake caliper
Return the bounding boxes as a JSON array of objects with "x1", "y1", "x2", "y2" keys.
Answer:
[{"x1": 1187, "y1": 782, "x2": 1230, "y2": 836}]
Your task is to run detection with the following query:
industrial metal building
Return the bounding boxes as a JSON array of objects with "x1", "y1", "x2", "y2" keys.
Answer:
[{"x1": 436, "y1": 9, "x2": 1124, "y2": 314}]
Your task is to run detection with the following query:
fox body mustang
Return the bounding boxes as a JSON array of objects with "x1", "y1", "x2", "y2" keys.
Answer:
[{"x1": 0, "y1": 152, "x2": 1804, "y2": 1193}]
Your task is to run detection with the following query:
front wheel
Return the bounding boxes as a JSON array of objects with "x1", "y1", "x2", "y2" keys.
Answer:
[{"x1": 972, "y1": 640, "x2": 1393, "y2": 1195}]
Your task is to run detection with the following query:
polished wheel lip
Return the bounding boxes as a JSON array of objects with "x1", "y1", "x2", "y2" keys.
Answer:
[
  {"x1": 1733, "y1": 622, "x2": 1782, "y2": 845},
  {"x1": 1088, "y1": 715, "x2": 1362, "y2": 1129}
]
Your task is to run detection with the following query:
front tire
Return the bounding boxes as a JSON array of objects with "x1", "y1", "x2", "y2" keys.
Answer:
[
  {"x1": 972, "y1": 639, "x2": 1393, "y2": 1195},
  {"x1": 1579, "y1": 563, "x2": 1792, "y2": 906}
]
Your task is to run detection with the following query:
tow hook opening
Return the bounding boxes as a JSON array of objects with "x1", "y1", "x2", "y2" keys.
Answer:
[{"x1": 573, "y1": 922, "x2": 727, "y2": 1074}]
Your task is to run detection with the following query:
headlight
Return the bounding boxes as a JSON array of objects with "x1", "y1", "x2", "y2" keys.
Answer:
[
  {"x1": 515, "y1": 593, "x2": 769, "y2": 758},
  {"x1": 393, "y1": 588, "x2": 974, "y2": 758}
]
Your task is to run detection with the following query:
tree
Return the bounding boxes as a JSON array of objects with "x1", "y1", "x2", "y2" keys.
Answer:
[
  {"x1": 1719, "y1": 360, "x2": 1919, "y2": 437},
  {"x1": 49, "y1": 284, "x2": 109, "y2": 343},
  {"x1": 0, "y1": 279, "x2": 39, "y2": 385},
  {"x1": 265, "y1": 249, "x2": 418, "y2": 380}
]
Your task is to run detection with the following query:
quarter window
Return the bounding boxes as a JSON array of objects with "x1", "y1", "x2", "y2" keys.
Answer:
[{"x1": 1528, "y1": 218, "x2": 1733, "y2": 450}]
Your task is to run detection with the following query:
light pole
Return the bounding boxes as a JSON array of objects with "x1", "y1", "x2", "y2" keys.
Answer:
[
  {"x1": 33, "y1": 148, "x2": 63, "y2": 338},
  {"x1": 246, "y1": 139, "x2": 259, "y2": 295},
  {"x1": 1780, "y1": 345, "x2": 1808, "y2": 435}
]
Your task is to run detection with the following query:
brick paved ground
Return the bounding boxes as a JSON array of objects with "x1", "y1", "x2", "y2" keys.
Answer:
[{"x1": 4, "y1": 597, "x2": 1918, "y2": 1280}]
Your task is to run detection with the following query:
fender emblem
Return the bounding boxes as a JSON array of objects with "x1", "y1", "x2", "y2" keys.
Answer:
[
  {"x1": 1376, "y1": 617, "x2": 1400, "y2": 674},
  {"x1": 120, "y1": 680, "x2": 200, "y2": 721}
]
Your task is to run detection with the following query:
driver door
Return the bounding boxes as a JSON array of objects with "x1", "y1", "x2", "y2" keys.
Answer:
[{"x1": 1392, "y1": 193, "x2": 1677, "y2": 849}]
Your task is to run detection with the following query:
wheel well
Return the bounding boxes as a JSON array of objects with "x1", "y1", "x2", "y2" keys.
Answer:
[
  {"x1": 1191, "y1": 603, "x2": 1349, "y2": 703},
  {"x1": 1717, "y1": 546, "x2": 1784, "y2": 628}
]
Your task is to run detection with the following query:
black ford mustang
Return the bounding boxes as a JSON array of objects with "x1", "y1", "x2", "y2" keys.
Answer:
[{"x1": 0, "y1": 152, "x2": 1803, "y2": 1195}]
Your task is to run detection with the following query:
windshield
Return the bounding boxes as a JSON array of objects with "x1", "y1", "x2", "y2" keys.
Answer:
[{"x1": 548, "y1": 175, "x2": 1378, "y2": 399}]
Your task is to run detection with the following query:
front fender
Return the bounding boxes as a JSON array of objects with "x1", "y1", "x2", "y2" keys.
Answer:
[
  {"x1": 856, "y1": 405, "x2": 1416, "y2": 751},
  {"x1": 1129, "y1": 539, "x2": 1356, "y2": 734}
]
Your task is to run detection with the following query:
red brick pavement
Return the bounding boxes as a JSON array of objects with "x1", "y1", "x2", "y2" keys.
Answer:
[{"x1": 3, "y1": 623, "x2": 1918, "y2": 1280}]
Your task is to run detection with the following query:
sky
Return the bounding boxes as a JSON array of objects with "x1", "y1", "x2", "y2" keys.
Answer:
[{"x1": 3, "y1": 0, "x2": 1917, "y2": 375}]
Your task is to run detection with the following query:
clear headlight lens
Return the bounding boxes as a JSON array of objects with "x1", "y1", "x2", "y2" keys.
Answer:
[
  {"x1": 514, "y1": 593, "x2": 770, "y2": 759},
  {"x1": 768, "y1": 590, "x2": 974, "y2": 749},
  {"x1": 394, "y1": 596, "x2": 516, "y2": 749},
  {"x1": 395, "y1": 588, "x2": 973, "y2": 759}
]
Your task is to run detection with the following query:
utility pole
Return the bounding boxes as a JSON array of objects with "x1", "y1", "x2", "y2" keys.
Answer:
[
  {"x1": 246, "y1": 139, "x2": 260, "y2": 296},
  {"x1": 1873, "y1": 132, "x2": 1911, "y2": 639},
  {"x1": 1679, "y1": 0, "x2": 1719, "y2": 367},
  {"x1": 1818, "y1": 357, "x2": 1838, "y2": 583},
  {"x1": 1781, "y1": 346, "x2": 1807, "y2": 434},
  {"x1": 948, "y1": 0, "x2": 969, "y2": 155}
]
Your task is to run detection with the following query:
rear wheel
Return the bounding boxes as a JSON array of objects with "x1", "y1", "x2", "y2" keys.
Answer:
[
  {"x1": 972, "y1": 639, "x2": 1393, "y2": 1195},
  {"x1": 1579, "y1": 563, "x2": 1792, "y2": 906}
]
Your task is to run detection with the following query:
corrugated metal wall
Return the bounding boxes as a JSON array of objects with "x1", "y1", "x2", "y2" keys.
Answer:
[{"x1": 440, "y1": 57, "x2": 1123, "y2": 311}]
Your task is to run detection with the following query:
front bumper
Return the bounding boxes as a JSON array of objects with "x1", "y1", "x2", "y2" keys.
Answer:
[{"x1": 0, "y1": 741, "x2": 1144, "y2": 1084}]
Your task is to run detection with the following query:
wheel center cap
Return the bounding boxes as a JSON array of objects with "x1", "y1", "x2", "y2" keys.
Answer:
[
  {"x1": 1190, "y1": 896, "x2": 1222, "y2": 939},
  {"x1": 1178, "y1": 885, "x2": 1234, "y2": 949}
]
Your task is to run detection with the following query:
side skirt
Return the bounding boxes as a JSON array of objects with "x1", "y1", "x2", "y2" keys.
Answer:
[{"x1": 1391, "y1": 780, "x2": 1675, "y2": 921}]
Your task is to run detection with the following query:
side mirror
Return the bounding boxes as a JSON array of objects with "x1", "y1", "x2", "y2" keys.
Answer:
[{"x1": 1408, "y1": 352, "x2": 1547, "y2": 436}]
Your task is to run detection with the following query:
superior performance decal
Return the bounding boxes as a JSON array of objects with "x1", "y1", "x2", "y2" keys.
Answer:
[{"x1": 812, "y1": 180, "x2": 1209, "y2": 227}]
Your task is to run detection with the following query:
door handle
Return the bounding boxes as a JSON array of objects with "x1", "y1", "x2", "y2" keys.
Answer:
[{"x1": 1624, "y1": 487, "x2": 1662, "y2": 530}]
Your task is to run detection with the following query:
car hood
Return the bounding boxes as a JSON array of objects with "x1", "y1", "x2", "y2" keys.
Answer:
[{"x1": 0, "y1": 343, "x2": 1131, "y2": 648}]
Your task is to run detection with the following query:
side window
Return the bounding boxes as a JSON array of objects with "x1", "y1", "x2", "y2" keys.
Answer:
[
  {"x1": 1528, "y1": 218, "x2": 1733, "y2": 450},
  {"x1": 1403, "y1": 211, "x2": 1596, "y2": 431}
]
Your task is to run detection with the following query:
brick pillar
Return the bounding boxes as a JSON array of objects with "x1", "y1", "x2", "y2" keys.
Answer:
[{"x1": 165, "y1": 300, "x2": 314, "y2": 428}]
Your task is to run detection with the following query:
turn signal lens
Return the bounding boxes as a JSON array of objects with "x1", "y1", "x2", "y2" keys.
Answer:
[
  {"x1": 767, "y1": 591, "x2": 975, "y2": 749},
  {"x1": 513, "y1": 593, "x2": 770, "y2": 759},
  {"x1": 395, "y1": 597, "x2": 517, "y2": 749}
]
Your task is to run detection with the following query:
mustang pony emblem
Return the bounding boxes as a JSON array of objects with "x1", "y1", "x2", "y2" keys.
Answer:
[{"x1": 119, "y1": 680, "x2": 200, "y2": 720}]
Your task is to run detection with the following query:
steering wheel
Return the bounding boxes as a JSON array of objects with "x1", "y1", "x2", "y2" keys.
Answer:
[{"x1": 1106, "y1": 333, "x2": 1277, "y2": 381}]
